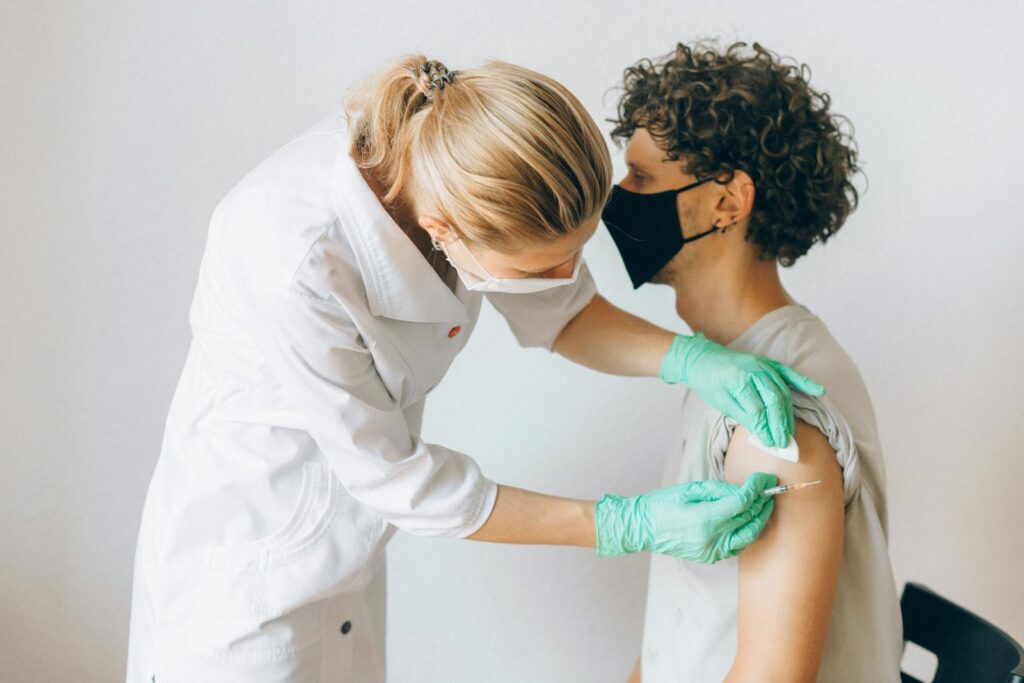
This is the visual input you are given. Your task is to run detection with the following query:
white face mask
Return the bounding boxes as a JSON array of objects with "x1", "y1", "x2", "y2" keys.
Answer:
[{"x1": 435, "y1": 235, "x2": 582, "y2": 294}]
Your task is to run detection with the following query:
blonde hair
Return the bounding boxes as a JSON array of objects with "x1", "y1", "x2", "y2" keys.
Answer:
[{"x1": 344, "y1": 55, "x2": 612, "y2": 251}]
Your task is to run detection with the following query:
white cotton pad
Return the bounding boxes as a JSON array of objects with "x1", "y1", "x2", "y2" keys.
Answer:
[{"x1": 747, "y1": 433, "x2": 800, "y2": 463}]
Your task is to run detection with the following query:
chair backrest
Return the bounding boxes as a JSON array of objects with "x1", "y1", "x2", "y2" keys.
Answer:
[{"x1": 901, "y1": 582, "x2": 1024, "y2": 683}]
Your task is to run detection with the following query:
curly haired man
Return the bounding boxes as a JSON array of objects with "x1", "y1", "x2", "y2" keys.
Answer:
[{"x1": 602, "y1": 42, "x2": 902, "y2": 682}]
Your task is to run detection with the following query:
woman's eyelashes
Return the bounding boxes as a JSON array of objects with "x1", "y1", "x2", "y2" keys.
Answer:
[{"x1": 518, "y1": 255, "x2": 575, "y2": 277}]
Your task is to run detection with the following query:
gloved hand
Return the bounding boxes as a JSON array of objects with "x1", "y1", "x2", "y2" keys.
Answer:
[
  {"x1": 660, "y1": 333, "x2": 825, "y2": 448},
  {"x1": 595, "y1": 472, "x2": 777, "y2": 563}
]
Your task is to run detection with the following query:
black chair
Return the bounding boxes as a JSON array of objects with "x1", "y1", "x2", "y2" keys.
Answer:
[{"x1": 901, "y1": 582, "x2": 1024, "y2": 683}]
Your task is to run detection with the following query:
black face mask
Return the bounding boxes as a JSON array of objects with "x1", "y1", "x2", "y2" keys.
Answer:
[{"x1": 601, "y1": 177, "x2": 718, "y2": 288}]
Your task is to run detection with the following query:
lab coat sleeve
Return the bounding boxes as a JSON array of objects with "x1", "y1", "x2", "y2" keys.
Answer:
[
  {"x1": 254, "y1": 284, "x2": 498, "y2": 539},
  {"x1": 484, "y1": 260, "x2": 598, "y2": 350}
]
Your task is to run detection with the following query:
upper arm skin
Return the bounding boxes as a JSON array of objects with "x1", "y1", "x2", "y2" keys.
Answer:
[{"x1": 723, "y1": 420, "x2": 845, "y2": 683}]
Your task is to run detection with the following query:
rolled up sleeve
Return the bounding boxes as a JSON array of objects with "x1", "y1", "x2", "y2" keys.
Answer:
[
  {"x1": 485, "y1": 260, "x2": 598, "y2": 350},
  {"x1": 255, "y1": 284, "x2": 498, "y2": 538},
  {"x1": 706, "y1": 393, "x2": 862, "y2": 505}
]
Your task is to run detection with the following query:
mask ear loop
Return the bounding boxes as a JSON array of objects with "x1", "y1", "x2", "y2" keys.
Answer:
[
  {"x1": 673, "y1": 176, "x2": 714, "y2": 194},
  {"x1": 680, "y1": 223, "x2": 721, "y2": 244},
  {"x1": 433, "y1": 232, "x2": 498, "y2": 280},
  {"x1": 676, "y1": 176, "x2": 731, "y2": 242}
]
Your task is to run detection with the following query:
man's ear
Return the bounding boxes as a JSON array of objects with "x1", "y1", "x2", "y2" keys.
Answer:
[
  {"x1": 715, "y1": 170, "x2": 756, "y2": 228},
  {"x1": 417, "y1": 215, "x2": 452, "y2": 244}
]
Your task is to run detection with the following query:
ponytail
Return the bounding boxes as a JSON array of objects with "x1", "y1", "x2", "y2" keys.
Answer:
[
  {"x1": 343, "y1": 55, "x2": 612, "y2": 250},
  {"x1": 344, "y1": 55, "x2": 451, "y2": 204}
]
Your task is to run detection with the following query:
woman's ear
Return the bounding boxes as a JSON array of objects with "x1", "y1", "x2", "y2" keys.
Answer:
[
  {"x1": 417, "y1": 215, "x2": 452, "y2": 244},
  {"x1": 715, "y1": 170, "x2": 756, "y2": 227}
]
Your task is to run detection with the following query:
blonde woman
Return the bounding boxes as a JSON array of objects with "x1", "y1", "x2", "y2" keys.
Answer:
[{"x1": 126, "y1": 56, "x2": 821, "y2": 681}]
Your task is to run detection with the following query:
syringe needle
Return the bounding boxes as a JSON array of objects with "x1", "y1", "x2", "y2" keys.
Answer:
[{"x1": 764, "y1": 480, "x2": 822, "y2": 496}]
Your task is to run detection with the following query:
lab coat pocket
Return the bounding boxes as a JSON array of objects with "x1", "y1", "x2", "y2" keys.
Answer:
[{"x1": 187, "y1": 461, "x2": 365, "y2": 662}]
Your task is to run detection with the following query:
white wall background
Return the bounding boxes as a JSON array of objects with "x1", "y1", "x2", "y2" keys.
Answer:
[{"x1": 3, "y1": 1, "x2": 1023, "y2": 680}]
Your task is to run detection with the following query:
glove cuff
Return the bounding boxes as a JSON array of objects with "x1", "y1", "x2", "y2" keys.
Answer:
[
  {"x1": 595, "y1": 493, "x2": 651, "y2": 557},
  {"x1": 659, "y1": 334, "x2": 705, "y2": 385}
]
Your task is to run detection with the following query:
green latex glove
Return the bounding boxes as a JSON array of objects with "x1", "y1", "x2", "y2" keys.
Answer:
[
  {"x1": 595, "y1": 472, "x2": 777, "y2": 563},
  {"x1": 660, "y1": 333, "x2": 825, "y2": 448}
]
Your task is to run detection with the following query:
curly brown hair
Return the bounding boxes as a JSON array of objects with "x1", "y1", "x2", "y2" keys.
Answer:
[{"x1": 610, "y1": 41, "x2": 861, "y2": 266}]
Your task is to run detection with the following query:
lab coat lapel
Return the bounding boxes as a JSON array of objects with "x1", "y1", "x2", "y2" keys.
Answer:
[{"x1": 331, "y1": 137, "x2": 469, "y2": 325}]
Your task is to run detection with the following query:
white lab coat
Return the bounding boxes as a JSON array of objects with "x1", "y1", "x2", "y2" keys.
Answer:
[{"x1": 126, "y1": 112, "x2": 598, "y2": 682}]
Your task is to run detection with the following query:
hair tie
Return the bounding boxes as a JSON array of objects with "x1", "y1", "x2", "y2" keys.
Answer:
[{"x1": 423, "y1": 61, "x2": 456, "y2": 95}]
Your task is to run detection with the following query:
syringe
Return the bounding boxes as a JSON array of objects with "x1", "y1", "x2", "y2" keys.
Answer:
[{"x1": 764, "y1": 480, "x2": 822, "y2": 496}]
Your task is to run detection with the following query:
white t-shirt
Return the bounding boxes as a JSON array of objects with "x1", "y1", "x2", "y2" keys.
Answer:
[{"x1": 641, "y1": 304, "x2": 903, "y2": 682}]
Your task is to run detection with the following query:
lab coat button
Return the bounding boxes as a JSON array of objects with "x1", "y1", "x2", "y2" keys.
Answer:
[
  {"x1": 448, "y1": 326, "x2": 461, "y2": 338},
  {"x1": 340, "y1": 621, "x2": 352, "y2": 635}
]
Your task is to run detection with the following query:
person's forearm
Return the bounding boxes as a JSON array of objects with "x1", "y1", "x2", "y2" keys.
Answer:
[
  {"x1": 552, "y1": 294, "x2": 676, "y2": 377},
  {"x1": 466, "y1": 484, "x2": 596, "y2": 548}
]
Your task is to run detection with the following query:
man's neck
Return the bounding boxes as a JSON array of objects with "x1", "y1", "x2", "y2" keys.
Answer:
[{"x1": 671, "y1": 256, "x2": 793, "y2": 347}]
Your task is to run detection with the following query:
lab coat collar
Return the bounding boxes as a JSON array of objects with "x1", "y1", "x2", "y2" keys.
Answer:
[{"x1": 331, "y1": 132, "x2": 470, "y2": 324}]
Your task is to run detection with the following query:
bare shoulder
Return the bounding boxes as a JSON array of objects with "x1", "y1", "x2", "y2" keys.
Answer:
[{"x1": 724, "y1": 419, "x2": 840, "y2": 489}]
